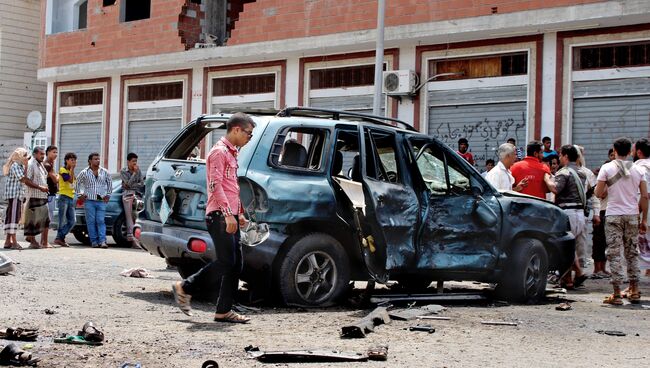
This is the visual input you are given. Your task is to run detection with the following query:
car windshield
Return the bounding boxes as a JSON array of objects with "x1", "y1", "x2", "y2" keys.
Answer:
[{"x1": 411, "y1": 142, "x2": 471, "y2": 195}]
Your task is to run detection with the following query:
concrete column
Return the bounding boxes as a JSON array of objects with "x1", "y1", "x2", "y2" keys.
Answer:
[
  {"x1": 45, "y1": 82, "x2": 54, "y2": 144},
  {"x1": 540, "y1": 32, "x2": 557, "y2": 142},
  {"x1": 190, "y1": 66, "x2": 205, "y2": 119},
  {"x1": 285, "y1": 57, "x2": 300, "y2": 108},
  {"x1": 397, "y1": 45, "x2": 416, "y2": 128},
  {"x1": 107, "y1": 75, "x2": 121, "y2": 172}
]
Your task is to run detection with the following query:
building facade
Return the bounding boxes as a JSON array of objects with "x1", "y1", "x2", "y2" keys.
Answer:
[{"x1": 38, "y1": 0, "x2": 650, "y2": 172}]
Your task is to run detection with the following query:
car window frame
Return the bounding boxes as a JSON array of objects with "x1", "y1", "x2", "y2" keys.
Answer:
[{"x1": 267, "y1": 125, "x2": 332, "y2": 174}]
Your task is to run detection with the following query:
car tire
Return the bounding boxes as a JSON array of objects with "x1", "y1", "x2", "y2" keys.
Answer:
[
  {"x1": 112, "y1": 214, "x2": 130, "y2": 247},
  {"x1": 72, "y1": 230, "x2": 91, "y2": 245},
  {"x1": 496, "y1": 238, "x2": 548, "y2": 304},
  {"x1": 278, "y1": 233, "x2": 350, "y2": 307}
]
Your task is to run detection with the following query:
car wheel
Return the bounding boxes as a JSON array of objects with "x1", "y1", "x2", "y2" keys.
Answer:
[
  {"x1": 496, "y1": 238, "x2": 548, "y2": 304},
  {"x1": 72, "y1": 230, "x2": 91, "y2": 245},
  {"x1": 112, "y1": 214, "x2": 130, "y2": 247},
  {"x1": 278, "y1": 233, "x2": 350, "y2": 307}
]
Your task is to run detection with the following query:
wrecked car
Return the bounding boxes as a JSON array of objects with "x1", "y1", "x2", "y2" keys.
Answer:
[{"x1": 135, "y1": 107, "x2": 575, "y2": 306}]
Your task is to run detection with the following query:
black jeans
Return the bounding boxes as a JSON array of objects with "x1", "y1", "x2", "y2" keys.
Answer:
[
  {"x1": 592, "y1": 210, "x2": 607, "y2": 262},
  {"x1": 182, "y1": 211, "x2": 242, "y2": 314}
]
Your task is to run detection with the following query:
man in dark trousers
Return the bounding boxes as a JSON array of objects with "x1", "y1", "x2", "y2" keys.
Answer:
[{"x1": 172, "y1": 112, "x2": 255, "y2": 323}]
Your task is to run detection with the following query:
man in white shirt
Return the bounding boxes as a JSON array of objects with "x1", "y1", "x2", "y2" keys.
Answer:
[
  {"x1": 595, "y1": 137, "x2": 648, "y2": 305},
  {"x1": 633, "y1": 138, "x2": 650, "y2": 277},
  {"x1": 485, "y1": 143, "x2": 528, "y2": 192}
]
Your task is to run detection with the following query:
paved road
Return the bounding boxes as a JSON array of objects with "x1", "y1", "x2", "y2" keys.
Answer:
[{"x1": 1, "y1": 232, "x2": 649, "y2": 367}]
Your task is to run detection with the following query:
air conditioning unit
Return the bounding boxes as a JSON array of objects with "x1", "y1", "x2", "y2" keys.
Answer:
[{"x1": 382, "y1": 70, "x2": 417, "y2": 95}]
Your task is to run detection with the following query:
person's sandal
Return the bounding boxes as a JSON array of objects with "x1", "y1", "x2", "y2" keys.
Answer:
[
  {"x1": 214, "y1": 311, "x2": 250, "y2": 324},
  {"x1": 603, "y1": 294, "x2": 623, "y2": 306},
  {"x1": 171, "y1": 282, "x2": 193, "y2": 316},
  {"x1": 78, "y1": 321, "x2": 105, "y2": 342},
  {"x1": 0, "y1": 343, "x2": 41, "y2": 366},
  {"x1": 573, "y1": 274, "x2": 588, "y2": 288}
]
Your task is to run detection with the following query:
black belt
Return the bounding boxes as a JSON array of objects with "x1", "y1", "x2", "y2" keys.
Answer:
[{"x1": 559, "y1": 205, "x2": 583, "y2": 210}]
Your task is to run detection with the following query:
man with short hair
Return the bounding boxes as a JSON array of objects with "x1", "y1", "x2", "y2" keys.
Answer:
[
  {"x1": 596, "y1": 137, "x2": 648, "y2": 305},
  {"x1": 120, "y1": 152, "x2": 144, "y2": 248},
  {"x1": 511, "y1": 140, "x2": 556, "y2": 199},
  {"x1": 542, "y1": 136, "x2": 558, "y2": 158},
  {"x1": 485, "y1": 143, "x2": 528, "y2": 192},
  {"x1": 555, "y1": 145, "x2": 590, "y2": 289},
  {"x1": 24, "y1": 147, "x2": 51, "y2": 248},
  {"x1": 43, "y1": 145, "x2": 58, "y2": 240},
  {"x1": 54, "y1": 152, "x2": 77, "y2": 247},
  {"x1": 634, "y1": 138, "x2": 650, "y2": 276},
  {"x1": 172, "y1": 112, "x2": 255, "y2": 324},
  {"x1": 456, "y1": 138, "x2": 474, "y2": 165},
  {"x1": 76, "y1": 153, "x2": 112, "y2": 248},
  {"x1": 481, "y1": 159, "x2": 495, "y2": 178},
  {"x1": 507, "y1": 138, "x2": 524, "y2": 161}
]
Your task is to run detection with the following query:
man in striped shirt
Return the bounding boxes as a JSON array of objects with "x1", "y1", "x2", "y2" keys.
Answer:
[
  {"x1": 24, "y1": 147, "x2": 51, "y2": 248},
  {"x1": 76, "y1": 152, "x2": 112, "y2": 248}
]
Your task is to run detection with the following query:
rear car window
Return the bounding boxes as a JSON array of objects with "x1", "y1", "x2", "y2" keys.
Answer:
[{"x1": 269, "y1": 127, "x2": 329, "y2": 171}]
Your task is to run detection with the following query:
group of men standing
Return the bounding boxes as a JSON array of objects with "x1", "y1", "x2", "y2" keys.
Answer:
[
  {"x1": 2, "y1": 147, "x2": 143, "y2": 250},
  {"x1": 459, "y1": 136, "x2": 649, "y2": 305}
]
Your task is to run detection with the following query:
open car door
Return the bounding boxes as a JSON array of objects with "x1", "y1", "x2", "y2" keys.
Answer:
[{"x1": 352, "y1": 125, "x2": 420, "y2": 283}]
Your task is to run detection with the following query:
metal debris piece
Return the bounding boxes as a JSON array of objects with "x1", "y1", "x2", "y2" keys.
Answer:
[
  {"x1": 417, "y1": 316, "x2": 451, "y2": 321},
  {"x1": 596, "y1": 330, "x2": 626, "y2": 336},
  {"x1": 389, "y1": 304, "x2": 446, "y2": 321},
  {"x1": 371, "y1": 293, "x2": 487, "y2": 305},
  {"x1": 119, "y1": 268, "x2": 153, "y2": 278},
  {"x1": 546, "y1": 287, "x2": 567, "y2": 294},
  {"x1": 555, "y1": 303, "x2": 572, "y2": 311},
  {"x1": 481, "y1": 321, "x2": 518, "y2": 326},
  {"x1": 245, "y1": 346, "x2": 368, "y2": 363},
  {"x1": 366, "y1": 346, "x2": 388, "y2": 361},
  {"x1": 341, "y1": 307, "x2": 390, "y2": 338},
  {"x1": 406, "y1": 324, "x2": 436, "y2": 333}
]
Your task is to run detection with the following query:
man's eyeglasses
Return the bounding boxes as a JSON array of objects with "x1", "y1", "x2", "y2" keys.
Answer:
[{"x1": 241, "y1": 129, "x2": 254, "y2": 137}]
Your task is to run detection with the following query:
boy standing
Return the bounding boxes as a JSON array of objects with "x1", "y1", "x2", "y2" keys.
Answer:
[
  {"x1": 120, "y1": 152, "x2": 144, "y2": 248},
  {"x1": 54, "y1": 153, "x2": 77, "y2": 247}
]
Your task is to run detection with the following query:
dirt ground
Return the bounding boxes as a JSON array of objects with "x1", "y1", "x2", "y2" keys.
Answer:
[{"x1": 1, "y1": 233, "x2": 649, "y2": 368}]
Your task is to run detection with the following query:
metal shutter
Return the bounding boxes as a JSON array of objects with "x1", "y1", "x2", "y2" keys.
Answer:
[
  {"x1": 428, "y1": 85, "x2": 527, "y2": 168},
  {"x1": 59, "y1": 122, "x2": 103, "y2": 174},
  {"x1": 209, "y1": 101, "x2": 274, "y2": 148},
  {"x1": 309, "y1": 95, "x2": 385, "y2": 115},
  {"x1": 127, "y1": 106, "x2": 182, "y2": 170},
  {"x1": 572, "y1": 78, "x2": 650, "y2": 168}
]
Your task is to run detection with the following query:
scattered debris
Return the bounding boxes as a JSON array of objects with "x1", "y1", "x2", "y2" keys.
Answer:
[
  {"x1": 120, "y1": 363, "x2": 142, "y2": 368},
  {"x1": 120, "y1": 268, "x2": 153, "y2": 278},
  {"x1": 0, "y1": 343, "x2": 40, "y2": 366},
  {"x1": 341, "y1": 307, "x2": 390, "y2": 338},
  {"x1": 0, "y1": 328, "x2": 38, "y2": 341},
  {"x1": 44, "y1": 309, "x2": 57, "y2": 315},
  {"x1": 481, "y1": 321, "x2": 518, "y2": 326},
  {"x1": 555, "y1": 303, "x2": 572, "y2": 311},
  {"x1": 406, "y1": 324, "x2": 436, "y2": 333},
  {"x1": 244, "y1": 346, "x2": 368, "y2": 363},
  {"x1": 596, "y1": 330, "x2": 626, "y2": 337},
  {"x1": 388, "y1": 304, "x2": 445, "y2": 321},
  {"x1": 21, "y1": 344, "x2": 33, "y2": 351},
  {"x1": 78, "y1": 322, "x2": 105, "y2": 343},
  {"x1": 201, "y1": 360, "x2": 219, "y2": 368},
  {"x1": 546, "y1": 287, "x2": 567, "y2": 295},
  {"x1": 371, "y1": 292, "x2": 487, "y2": 305},
  {"x1": 0, "y1": 254, "x2": 16, "y2": 275},
  {"x1": 53, "y1": 335, "x2": 103, "y2": 346},
  {"x1": 417, "y1": 316, "x2": 451, "y2": 321},
  {"x1": 366, "y1": 346, "x2": 388, "y2": 361}
]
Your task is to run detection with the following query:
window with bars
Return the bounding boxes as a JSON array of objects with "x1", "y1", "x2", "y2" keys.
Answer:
[
  {"x1": 60, "y1": 89, "x2": 103, "y2": 107},
  {"x1": 128, "y1": 82, "x2": 183, "y2": 102},
  {"x1": 310, "y1": 64, "x2": 386, "y2": 89},
  {"x1": 212, "y1": 74, "x2": 276, "y2": 96},
  {"x1": 575, "y1": 42, "x2": 650, "y2": 70},
  {"x1": 428, "y1": 53, "x2": 528, "y2": 80}
]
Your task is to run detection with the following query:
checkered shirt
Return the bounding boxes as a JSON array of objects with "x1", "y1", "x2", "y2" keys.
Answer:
[{"x1": 3, "y1": 162, "x2": 25, "y2": 200}]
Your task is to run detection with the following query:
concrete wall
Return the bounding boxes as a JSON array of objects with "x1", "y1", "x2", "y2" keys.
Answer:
[{"x1": 0, "y1": 0, "x2": 46, "y2": 141}]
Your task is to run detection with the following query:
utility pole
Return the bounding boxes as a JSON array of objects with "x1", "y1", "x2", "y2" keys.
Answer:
[{"x1": 372, "y1": 0, "x2": 386, "y2": 116}]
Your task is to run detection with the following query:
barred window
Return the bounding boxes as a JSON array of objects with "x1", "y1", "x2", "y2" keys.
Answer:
[
  {"x1": 60, "y1": 89, "x2": 103, "y2": 107},
  {"x1": 128, "y1": 82, "x2": 183, "y2": 102},
  {"x1": 212, "y1": 74, "x2": 275, "y2": 96},
  {"x1": 428, "y1": 52, "x2": 528, "y2": 81},
  {"x1": 575, "y1": 42, "x2": 650, "y2": 70}
]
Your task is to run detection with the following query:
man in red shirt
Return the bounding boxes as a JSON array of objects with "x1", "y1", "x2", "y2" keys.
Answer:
[
  {"x1": 172, "y1": 112, "x2": 255, "y2": 324},
  {"x1": 457, "y1": 138, "x2": 475, "y2": 166},
  {"x1": 511, "y1": 140, "x2": 556, "y2": 199}
]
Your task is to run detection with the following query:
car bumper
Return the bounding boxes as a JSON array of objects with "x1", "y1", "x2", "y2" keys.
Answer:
[
  {"x1": 546, "y1": 232, "x2": 576, "y2": 275},
  {"x1": 135, "y1": 219, "x2": 288, "y2": 281}
]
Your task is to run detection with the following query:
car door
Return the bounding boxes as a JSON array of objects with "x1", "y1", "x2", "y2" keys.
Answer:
[
  {"x1": 409, "y1": 138, "x2": 501, "y2": 273},
  {"x1": 354, "y1": 126, "x2": 420, "y2": 282}
]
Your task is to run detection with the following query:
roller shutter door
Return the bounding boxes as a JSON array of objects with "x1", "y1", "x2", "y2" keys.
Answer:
[
  {"x1": 309, "y1": 95, "x2": 385, "y2": 115},
  {"x1": 209, "y1": 101, "x2": 275, "y2": 148},
  {"x1": 127, "y1": 106, "x2": 182, "y2": 170},
  {"x1": 572, "y1": 78, "x2": 650, "y2": 168},
  {"x1": 58, "y1": 110, "x2": 103, "y2": 174},
  {"x1": 428, "y1": 85, "x2": 527, "y2": 168}
]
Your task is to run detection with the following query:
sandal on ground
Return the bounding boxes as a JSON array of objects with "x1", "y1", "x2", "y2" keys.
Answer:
[
  {"x1": 78, "y1": 322, "x2": 104, "y2": 343},
  {"x1": 621, "y1": 287, "x2": 642, "y2": 298},
  {"x1": 214, "y1": 311, "x2": 250, "y2": 324},
  {"x1": 603, "y1": 294, "x2": 623, "y2": 306},
  {"x1": 0, "y1": 343, "x2": 40, "y2": 366},
  {"x1": 53, "y1": 335, "x2": 103, "y2": 346},
  {"x1": 171, "y1": 282, "x2": 192, "y2": 316},
  {"x1": 573, "y1": 274, "x2": 588, "y2": 288},
  {"x1": 622, "y1": 288, "x2": 641, "y2": 304},
  {"x1": 0, "y1": 327, "x2": 39, "y2": 341}
]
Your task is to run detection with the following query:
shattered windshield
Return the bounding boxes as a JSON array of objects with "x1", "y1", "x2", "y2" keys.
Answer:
[{"x1": 411, "y1": 143, "x2": 471, "y2": 195}]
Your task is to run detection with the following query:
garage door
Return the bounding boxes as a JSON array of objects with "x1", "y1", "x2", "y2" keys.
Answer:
[
  {"x1": 59, "y1": 110, "x2": 103, "y2": 174},
  {"x1": 428, "y1": 85, "x2": 527, "y2": 168},
  {"x1": 572, "y1": 78, "x2": 650, "y2": 168},
  {"x1": 209, "y1": 100, "x2": 275, "y2": 148},
  {"x1": 309, "y1": 95, "x2": 385, "y2": 116},
  {"x1": 127, "y1": 106, "x2": 182, "y2": 170}
]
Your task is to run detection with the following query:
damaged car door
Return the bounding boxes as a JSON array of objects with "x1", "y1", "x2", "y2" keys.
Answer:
[
  {"x1": 354, "y1": 126, "x2": 420, "y2": 282},
  {"x1": 409, "y1": 138, "x2": 501, "y2": 274}
]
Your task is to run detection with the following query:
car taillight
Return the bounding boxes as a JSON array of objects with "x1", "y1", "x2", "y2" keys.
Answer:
[
  {"x1": 188, "y1": 239, "x2": 207, "y2": 253},
  {"x1": 76, "y1": 198, "x2": 84, "y2": 208},
  {"x1": 134, "y1": 227, "x2": 142, "y2": 240}
]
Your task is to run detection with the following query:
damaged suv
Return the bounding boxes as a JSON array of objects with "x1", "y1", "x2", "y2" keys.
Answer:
[{"x1": 136, "y1": 108, "x2": 575, "y2": 306}]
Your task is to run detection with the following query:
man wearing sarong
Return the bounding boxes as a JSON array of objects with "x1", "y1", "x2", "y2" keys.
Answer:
[{"x1": 24, "y1": 147, "x2": 51, "y2": 248}]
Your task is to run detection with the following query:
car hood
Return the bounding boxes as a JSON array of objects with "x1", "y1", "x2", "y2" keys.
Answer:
[{"x1": 497, "y1": 190, "x2": 569, "y2": 234}]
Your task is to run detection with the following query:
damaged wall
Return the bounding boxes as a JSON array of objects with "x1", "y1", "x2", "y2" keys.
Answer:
[
  {"x1": 227, "y1": 0, "x2": 607, "y2": 45},
  {"x1": 41, "y1": 0, "x2": 204, "y2": 67}
]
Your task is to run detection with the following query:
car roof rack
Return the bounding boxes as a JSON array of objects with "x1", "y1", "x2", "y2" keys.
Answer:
[{"x1": 277, "y1": 106, "x2": 416, "y2": 132}]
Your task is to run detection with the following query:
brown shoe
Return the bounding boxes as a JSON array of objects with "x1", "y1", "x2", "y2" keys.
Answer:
[{"x1": 53, "y1": 238, "x2": 69, "y2": 247}]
